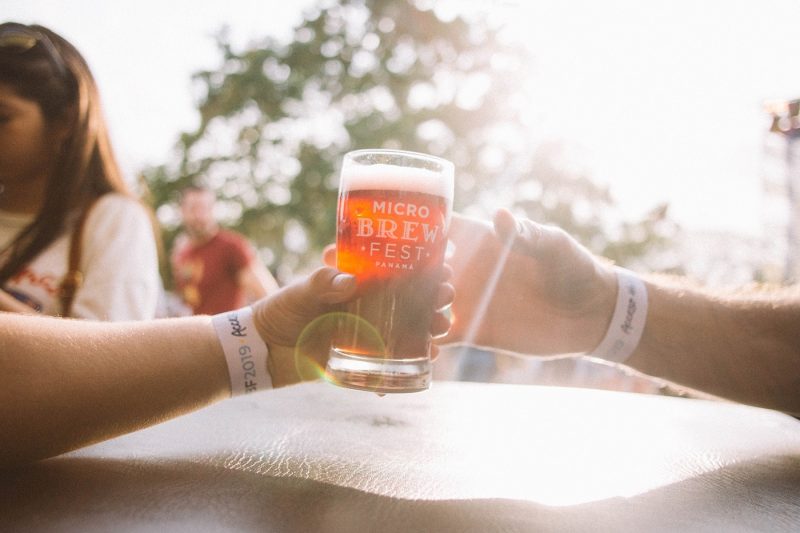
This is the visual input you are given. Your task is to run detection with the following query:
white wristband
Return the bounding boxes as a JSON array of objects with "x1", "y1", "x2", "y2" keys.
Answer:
[
  {"x1": 212, "y1": 307, "x2": 272, "y2": 396},
  {"x1": 589, "y1": 268, "x2": 648, "y2": 364}
]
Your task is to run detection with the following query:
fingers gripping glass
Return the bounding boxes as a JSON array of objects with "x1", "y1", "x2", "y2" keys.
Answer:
[{"x1": 0, "y1": 23, "x2": 69, "y2": 80}]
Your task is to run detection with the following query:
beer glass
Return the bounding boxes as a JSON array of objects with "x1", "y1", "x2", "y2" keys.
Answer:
[{"x1": 326, "y1": 149, "x2": 454, "y2": 393}]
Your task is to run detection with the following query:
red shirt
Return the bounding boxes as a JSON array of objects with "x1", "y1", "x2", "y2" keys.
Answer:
[{"x1": 171, "y1": 230, "x2": 255, "y2": 315}]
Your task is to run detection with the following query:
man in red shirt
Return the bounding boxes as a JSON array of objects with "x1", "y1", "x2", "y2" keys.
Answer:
[{"x1": 171, "y1": 186, "x2": 279, "y2": 315}]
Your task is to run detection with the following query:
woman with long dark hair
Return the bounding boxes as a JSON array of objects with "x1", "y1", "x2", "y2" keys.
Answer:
[{"x1": 0, "y1": 22, "x2": 159, "y2": 319}]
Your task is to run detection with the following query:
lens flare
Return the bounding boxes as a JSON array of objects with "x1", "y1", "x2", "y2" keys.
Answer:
[
  {"x1": 294, "y1": 312, "x2": 386, "y2": 385},
  {"x1": 453, "y1": 222, "x2": 515, "y2": 353}
]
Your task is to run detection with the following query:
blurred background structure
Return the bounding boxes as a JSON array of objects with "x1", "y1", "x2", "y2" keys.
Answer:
[{"x1": 763, "y1": 98, "x2": 800, "y2": 284}]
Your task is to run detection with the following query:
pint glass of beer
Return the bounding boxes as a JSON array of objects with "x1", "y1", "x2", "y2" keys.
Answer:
[{"x1": 326, "y1": 149, "x2": 454, "y2": 393}]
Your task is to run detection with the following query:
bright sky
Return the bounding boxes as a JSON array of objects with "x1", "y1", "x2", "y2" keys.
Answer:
[
  {"x1": 6, "y1": 0, "x2": 800, "y2": 237},
  {"x1": 502, "y1": 0, "x2": 800, "y2": 238}
]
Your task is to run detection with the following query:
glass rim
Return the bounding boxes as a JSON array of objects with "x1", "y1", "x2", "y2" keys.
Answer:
[{"x1": 344, "y1": 148, "x2": 453, "y2": 170}]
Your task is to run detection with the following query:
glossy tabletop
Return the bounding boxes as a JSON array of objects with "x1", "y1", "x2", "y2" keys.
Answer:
[{"x1": 2, "y1": 381, "x2": 799, "y2": 532}]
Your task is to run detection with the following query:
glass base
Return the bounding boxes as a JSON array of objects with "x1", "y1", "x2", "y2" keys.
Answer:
[{"x1": 325, "y1": 348, "x2": 431, "y2": 393}]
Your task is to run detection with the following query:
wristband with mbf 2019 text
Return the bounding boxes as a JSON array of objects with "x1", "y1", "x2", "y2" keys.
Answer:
[{"x1": 212, "y1": 307, "x2": 272, "y2": 396}]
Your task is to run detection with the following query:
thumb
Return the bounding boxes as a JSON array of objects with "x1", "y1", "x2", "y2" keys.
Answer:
[
  {"x1": 493, "y1": 208, "x2": 568, "y2": 260},
  {"x1": 304, "y1": 267, "x2": 357, "y2": 305},
  {"x1": 252, "y1": 267, "x2": 356, "y2": 349}
]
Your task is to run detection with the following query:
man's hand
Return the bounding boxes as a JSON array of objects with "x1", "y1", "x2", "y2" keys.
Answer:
[{"x1": 441, "y1": 209, "x2": 617, "y2": 356}]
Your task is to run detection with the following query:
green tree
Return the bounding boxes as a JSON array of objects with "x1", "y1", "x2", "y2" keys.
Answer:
[{"x1": 145, "y1": 0, "x2": 672, "y2": 284}]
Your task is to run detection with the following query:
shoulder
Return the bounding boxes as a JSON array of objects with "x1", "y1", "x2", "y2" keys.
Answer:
[
  {"x1": 216, "y1": 230, "x2": 252, "y2": 249},
  {"x1": 216, "y1": 229, "x2": 248, "y2": 243},
  {"x1": 83, "y1": 193, "x2": 153, "y2": 236},
  {"x1": 88, "y1": 193, "x2": 150, "y2": 222},
  {"x1": 215, "y1": 230, "x2": 255, "y2": 260},
  {"x1": 81, "y1": 193, "x2": 155, "y2": 249}
]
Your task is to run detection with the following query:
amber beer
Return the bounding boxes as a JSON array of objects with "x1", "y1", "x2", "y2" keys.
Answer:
[{"x1": 326, "y1": 150, "x2": 454, "y2": 393}]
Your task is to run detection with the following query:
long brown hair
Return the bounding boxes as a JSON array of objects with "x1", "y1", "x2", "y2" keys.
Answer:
[{"x1": 0, "y1": 23, "x2": 143, "y2": 284}]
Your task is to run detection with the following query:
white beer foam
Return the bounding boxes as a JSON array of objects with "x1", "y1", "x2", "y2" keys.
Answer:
[{"x1": 342, "y1": 163, "x2": 454, "y2": 200}]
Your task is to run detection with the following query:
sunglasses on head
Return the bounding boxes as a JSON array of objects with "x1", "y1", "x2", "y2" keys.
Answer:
[{"x1": 0, "y1": 22, "x2": 69, "y2": 80}]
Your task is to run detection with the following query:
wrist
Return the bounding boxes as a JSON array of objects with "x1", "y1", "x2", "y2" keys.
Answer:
[
  {"x1": 212, "y1": 307, "x2": 272, "y2": 396},
  {"x1": 587, "y1": 267, "x2": 649, "y2": 363},
  {"x1": 576, "y1": 262, "x2": 619, "y2": 353},
  {"x1": 248, "y1": 298, "x2": 298, "y2": 388}
]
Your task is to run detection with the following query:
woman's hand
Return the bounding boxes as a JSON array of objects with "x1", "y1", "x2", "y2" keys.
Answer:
[{"x1": 251, "y1": 267, "x2": 357, "y2": 387}]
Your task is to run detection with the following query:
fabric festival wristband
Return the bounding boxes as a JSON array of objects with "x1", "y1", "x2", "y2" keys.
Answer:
[
  {"x1": 212, "y1": 306, "x2": 272, "y2": 397},
  {"x1": 588, "y1": 268, "x2": 648, "y2": 364}
]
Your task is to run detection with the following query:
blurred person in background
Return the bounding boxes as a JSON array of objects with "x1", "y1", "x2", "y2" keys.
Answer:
[
  {"x1": 442, "y1": 209, "x2": 800, "y2": 416},
  {"x1": 0, "y1": 22, "x2": 160, "y2": 320},
  {"x1": 171, "y1": 184, "x2": 279, "y2": 315}
]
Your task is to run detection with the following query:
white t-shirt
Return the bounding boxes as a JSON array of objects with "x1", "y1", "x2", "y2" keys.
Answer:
[{"x1": 0, "y1": 193, "x2": 160, "y2": 321}]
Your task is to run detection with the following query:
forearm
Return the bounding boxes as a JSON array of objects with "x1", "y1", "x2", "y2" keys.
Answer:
[
  {"x1": 627, "y1": 279, "x2": 800, "y2": 414},
  {"x1": 0, "y1": 314, "x2": 230, "y2": 466}
]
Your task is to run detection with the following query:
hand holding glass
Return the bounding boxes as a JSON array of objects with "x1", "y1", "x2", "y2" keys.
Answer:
[{"x1": 326, "y1": 149, "x2": 454, "y2": 393}]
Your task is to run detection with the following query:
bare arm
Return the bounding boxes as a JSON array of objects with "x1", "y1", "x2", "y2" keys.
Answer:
[
  {"x1": 0, "y1": 267, "x2": 357, "y2": 467},
  {"x1": 444, "y1": 210, "x2": 800, "y2": 415},
  {"x1": 0, "y1": 313, "x2": 228, "y2": 466},
  {"x1": 0, "y1": 267, "x2": 452, "y2": 467},
  {"x1": 628, "y1": 280, "x2": 800, "y2": 414}
]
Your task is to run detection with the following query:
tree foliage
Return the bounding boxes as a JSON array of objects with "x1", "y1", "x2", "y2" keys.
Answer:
[{"x1": 144, "y1": 0, "x2": 672, "y2": 285}]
